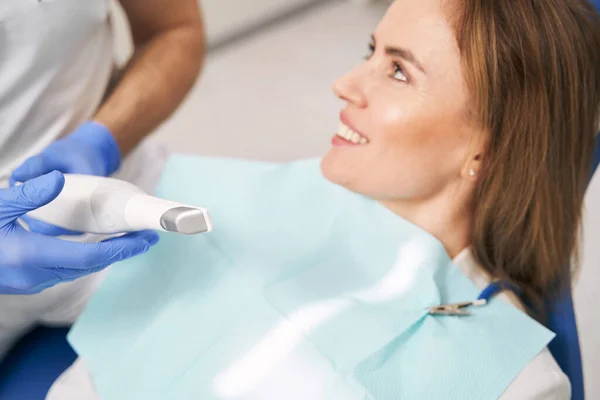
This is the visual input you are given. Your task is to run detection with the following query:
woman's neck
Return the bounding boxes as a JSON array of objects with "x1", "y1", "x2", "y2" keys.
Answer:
[{"x1": 379, "y1": 193, "x2": 473, "y2": 258}]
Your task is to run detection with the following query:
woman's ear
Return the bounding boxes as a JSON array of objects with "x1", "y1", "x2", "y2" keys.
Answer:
[
  {"x1": 462, "y1": 132, "x2": 487, "y2": 181},
  {"x1": 460, "y1": 121, "x2": 488, "y2": 181},
  {"x1": 462, "y1": 154, "x2": 482, "y2": 181}
]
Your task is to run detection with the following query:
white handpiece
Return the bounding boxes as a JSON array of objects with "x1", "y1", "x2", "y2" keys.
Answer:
[{"x1": 25, "y1": 174, "x2": 213, "y2": 235}]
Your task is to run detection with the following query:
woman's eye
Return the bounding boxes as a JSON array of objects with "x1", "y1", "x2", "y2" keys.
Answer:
[
  {"x1": 364, "y1": 42, "x2": 375, "y2": 60},
  {"x1": 392, "y1": 63, "x2": 408, "y2": 83}
]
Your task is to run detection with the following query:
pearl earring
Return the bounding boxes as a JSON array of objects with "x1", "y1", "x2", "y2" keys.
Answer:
[{"x1": 468, "y1": 169, "x2": 476, "y2": 177}]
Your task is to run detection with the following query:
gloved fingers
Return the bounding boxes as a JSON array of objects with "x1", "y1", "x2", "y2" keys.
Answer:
[
  {"x1": 10, "y1": 153, "x2": 58, "y2": 184},
  {"x1": 0, "y1": 265, "x2": 102, "y2": 295},
  {"x1": 10, "y1": 146, "x2": 101, "y2": 184},
  {"x1": 0, "y1": 230, "x2": 112, "y2": 294},
  {"x1": 0, "y1": 224, "x2": 145, "y2": 295},
  {"x1": 20, "y1": 230, "x2": 160, "y2": 271},
  {"x1": 40, "y1": 266, "x2": 106, "y2": 284},
  {"x1": 0, "y1": 266, "x2": 62, "y2": 295},
  {"x1": 0, "y1": 171, "x2": 65, "y2": 219},
  {"x1": 84, "y1": 230, "x2": 161, "y2": 267},
  {"x1": 21, "y1": 215, "x2": 83, "y2": 236}
]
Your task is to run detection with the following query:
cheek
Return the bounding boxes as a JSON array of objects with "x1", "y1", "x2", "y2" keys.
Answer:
[
  {"x1": 373, "y1": 94, "x2": 471, "y2": 166},
  {"x1": 372, "y1": 98, "x2": 440, "y2": 161},
  {"x1": 376, "y1": 108, "x2": 470, "y2": 193}
]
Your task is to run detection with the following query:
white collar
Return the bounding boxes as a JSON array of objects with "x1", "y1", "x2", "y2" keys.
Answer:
[{"x1": 453, "y1": 247, "x2": 493, "y2": 291}]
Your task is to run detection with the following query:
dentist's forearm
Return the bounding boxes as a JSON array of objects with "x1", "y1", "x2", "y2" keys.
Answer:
[{"x1": 94, "y1": 25, "x2": 205, "y2": 156}]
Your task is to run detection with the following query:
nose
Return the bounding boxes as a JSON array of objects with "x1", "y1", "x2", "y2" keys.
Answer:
[{"x1": 333, "y1": 65, "x2": 367, "y2": 108}]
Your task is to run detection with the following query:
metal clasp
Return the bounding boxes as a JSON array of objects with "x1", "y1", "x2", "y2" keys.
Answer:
[{"x1": 428, "y1": 299, "x2": 487, "y2": 316}]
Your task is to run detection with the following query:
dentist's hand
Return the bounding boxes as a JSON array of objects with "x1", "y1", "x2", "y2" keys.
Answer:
[
  {"x1": 0, "y1": 171, "x2": 159, "y2": 295},
  {"x1": 10, "y1": 121, "x2": 122, "y2": 236},
  {"x1": 11, "y1": 121, "x2": 121, "y2": 180}
]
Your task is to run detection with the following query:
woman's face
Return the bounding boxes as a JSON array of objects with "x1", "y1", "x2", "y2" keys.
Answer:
[{"x1": 321, "y1": 0, "x2": 482, "y2": 208}]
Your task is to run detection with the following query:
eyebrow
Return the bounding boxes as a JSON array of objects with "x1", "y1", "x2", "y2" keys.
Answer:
[{"x1": 372, "y1": 35, "x2": 427, "y2": 75}]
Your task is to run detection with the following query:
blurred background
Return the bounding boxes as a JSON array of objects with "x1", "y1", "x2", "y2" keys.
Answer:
[
  {"x1": 111, "y1": 0, "x2": 384, "y2": 160},
  {"x1": 111, "y1": 0, "x2": 600, "y2": 396}
]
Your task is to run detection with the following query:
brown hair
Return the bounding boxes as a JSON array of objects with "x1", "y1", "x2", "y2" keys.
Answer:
[{"x1": 448, "y1": 0, "x2": 600, "y2": 316}]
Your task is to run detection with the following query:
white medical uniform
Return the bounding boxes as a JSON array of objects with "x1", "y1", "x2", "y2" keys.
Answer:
[
  {"x1": 46, "y1": 247, "x2": 571, "y2": 400},
  {"x1": 0, "y1": 0, "x2": 168, "y2": 365},
  {"x1": 0, "y1": 0, "x2": 113, "y2": 185}
]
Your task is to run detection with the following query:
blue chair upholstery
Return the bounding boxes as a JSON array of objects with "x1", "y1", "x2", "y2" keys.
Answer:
[
  {"x1": 547, "y1": 285, "x2": 585, "y2": 400},
  {"x1": 0, "y1": 326, "x2": 76, "y2": 399}
]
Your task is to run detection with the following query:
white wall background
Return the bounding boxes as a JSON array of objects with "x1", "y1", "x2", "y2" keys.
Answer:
[
  {"x1": 110, "y1": 0, "x2": 330, "y2": 64},
  {"x1": 200, "y1": 0, "x2": 326, "y2": 44}
]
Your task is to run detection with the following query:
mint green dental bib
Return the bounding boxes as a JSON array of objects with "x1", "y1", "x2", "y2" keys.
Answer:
[{"x1": 68, "y1": 156, "x2": 554, "y2": 400}]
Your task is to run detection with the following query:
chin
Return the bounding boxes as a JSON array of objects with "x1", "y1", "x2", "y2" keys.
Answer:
[
  {"x1": 320, "y1": 152, "x2": 339, "y2": 182},
  {"x1": 320, "y1": 153, "x2": 357, "y2": 192}
]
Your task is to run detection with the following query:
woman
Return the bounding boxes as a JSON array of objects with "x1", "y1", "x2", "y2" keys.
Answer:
[{"x1": 48, "y1": 0, "x2": 600, "y2": 398}]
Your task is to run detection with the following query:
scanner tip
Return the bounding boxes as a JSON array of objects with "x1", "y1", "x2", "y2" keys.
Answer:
[{"x1": 160, "y1": 207, "x2": 213, "y2": 235}]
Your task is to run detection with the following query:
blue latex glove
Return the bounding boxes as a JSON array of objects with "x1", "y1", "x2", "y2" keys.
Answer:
[
  {"x1": 0, "y1": 171, "x2": 159, "y2": 295},
  {"x1": 10, "y1": 121, "x2": 122, "y2": 236}
]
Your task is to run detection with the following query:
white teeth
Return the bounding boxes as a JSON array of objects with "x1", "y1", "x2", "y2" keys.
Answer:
[{"x1": 336, "y1": 122, "x2": 369, "y2": 145}]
